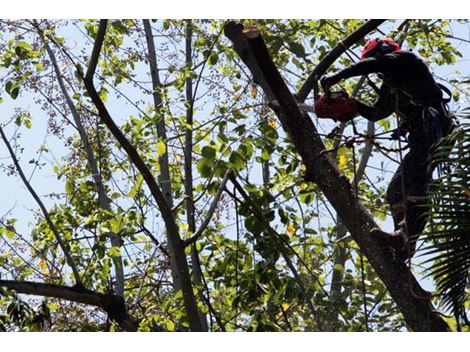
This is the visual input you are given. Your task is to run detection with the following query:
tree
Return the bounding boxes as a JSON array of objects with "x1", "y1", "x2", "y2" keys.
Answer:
[{"x1": 0, "y1": 19, "x2": 468, "y2": 331}]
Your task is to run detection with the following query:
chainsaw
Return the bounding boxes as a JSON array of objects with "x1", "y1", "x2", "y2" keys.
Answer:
[{"x1": 271, "y1": 91, "x2": 357, "y2": 122}]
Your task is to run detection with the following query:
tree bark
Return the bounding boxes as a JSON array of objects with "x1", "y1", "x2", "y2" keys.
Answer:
[
  {"x1": 224, "y1": 22, "x2": 450, "y2": 332},
  {"x1": 142, "y1": 19, "x2": 185, "y2": 303},
  {"x1": 0, "y1": 280, "x2": 142, "y2": 331},
  {"x1": 183, "y1": 20, "x2": 209, "y2": 331}
]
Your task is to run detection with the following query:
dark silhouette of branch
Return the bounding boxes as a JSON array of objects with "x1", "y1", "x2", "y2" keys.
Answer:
[
  {"x1": 224, "y1": 22, "x2": 450, "y2": 332},
  {"x1": 0, "y1": 279, "x2": 141, "y2": 331}
]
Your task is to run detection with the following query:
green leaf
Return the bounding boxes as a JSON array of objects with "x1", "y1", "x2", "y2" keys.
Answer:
[
  {"x1": 111, "y1": 20, "x2": 129, "y2": 34},
  {"x1": 0, "y1": 226, "x2": 15, "y2": 240},
  {"x1": 5, "y1": 81, "x2": 12, "y2": 94},
  {"x1": 127, "y1": 174, "x2": 143, "y2": 198},
  {"x1": 197, "y1": 158, "x2": 213, "y2": 178},
  {"x1": 157, "y1": 140, "x2": 167, "y2": 157},
  {"x1": 208, "y1": 52, "x2": 219, "y2": 66},
  {"x1": 107, "y1": 246, "x2": 121, "y2": 257},
  {"x1": 165, "y1": 320, "x2": 176, "y2": 331},
  {"x1": 288, "y1": 41, "x2": 306, "y2": 57},
  {"x1": 110, "y1": 214, "x2": 124, "y2": 234},
  {"x1": 65, "y1": 180, "x2": 74, "y2": 195},
  {"x1": 8, "y1": 84, "x2": 20, "y2": 100},
  {"x1": 33, "y1": 62, "x2": 45, "y2": 71},
  {"x1": 201, "y1": 145, "x2": 216, "y2": 160},
  {"x1": 163, "y1": 20, "x2": 171, "y2": 30},
  {"x1": 229, "y1": 151, "x2": 245, "y2": 171}
]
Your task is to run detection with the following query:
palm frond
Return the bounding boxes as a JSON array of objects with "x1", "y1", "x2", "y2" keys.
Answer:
[{"x1": 421, "y1": 110, "x2": 470, "y2": 326}]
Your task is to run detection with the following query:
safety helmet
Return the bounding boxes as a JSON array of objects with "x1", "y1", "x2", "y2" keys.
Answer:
[{"x1": 361, "y1": 36, "x2": 401, "y2": 60}]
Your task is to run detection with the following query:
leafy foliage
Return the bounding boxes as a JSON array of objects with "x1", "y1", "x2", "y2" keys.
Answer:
[{"x1": 423, "y1": 111, "x2": 470, "y2": 326}]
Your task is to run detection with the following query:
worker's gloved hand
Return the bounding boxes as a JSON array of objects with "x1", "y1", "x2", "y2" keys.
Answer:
[{"x1": 320, "y1": 74, "x2": 340, "y2": 92}]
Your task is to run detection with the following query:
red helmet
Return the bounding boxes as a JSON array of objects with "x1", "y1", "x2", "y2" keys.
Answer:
[{"x1": 361, "y1": 36, "x2": 401, "y2": 60}]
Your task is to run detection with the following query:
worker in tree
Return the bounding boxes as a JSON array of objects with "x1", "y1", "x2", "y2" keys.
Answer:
[{"x1": 319, "y1": 36, "x2": 453, "y2": 259}]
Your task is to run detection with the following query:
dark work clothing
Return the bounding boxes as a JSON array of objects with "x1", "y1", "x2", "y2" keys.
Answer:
[
  {"x1": 331, "y1": 51, "x2": 452, "y2": 255},
  {"x1": 334, "y1": 51, "x2": 444, "y2": 106}
]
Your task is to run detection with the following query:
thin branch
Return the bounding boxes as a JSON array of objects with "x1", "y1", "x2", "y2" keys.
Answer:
[
  {"x1": 183, "y1": 170, "x2": 232, "y2": 247},
  {"x1": 0, "y1": 126, "x2": 81, "y2": 285},
  {"x1": 34, "y1": 20, "x2": 125, "y2": 298}
]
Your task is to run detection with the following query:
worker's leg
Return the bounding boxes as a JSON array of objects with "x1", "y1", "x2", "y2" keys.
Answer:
[{"x1": 373, "y1": 148, "x2": 431, "y2": 258}]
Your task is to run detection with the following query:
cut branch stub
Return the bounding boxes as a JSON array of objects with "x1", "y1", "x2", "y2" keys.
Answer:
[{"x1": 242, "y1": 25, "x2": 260, "y2": 39}]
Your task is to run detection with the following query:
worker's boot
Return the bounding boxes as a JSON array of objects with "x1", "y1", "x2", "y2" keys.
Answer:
[{"x1": 370, "y1": 228, "x2": 410, "y2": 261}]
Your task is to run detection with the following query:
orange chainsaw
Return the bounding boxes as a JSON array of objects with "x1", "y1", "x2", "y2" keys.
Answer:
[
  {"x1": 270, "y1": 91, "x2": 357, "y2": 122},
  {"x1": 313, "y1": 91, "x2": 358, "y2": 122}
]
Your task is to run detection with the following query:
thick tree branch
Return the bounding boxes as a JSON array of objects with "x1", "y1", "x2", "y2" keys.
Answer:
[
  {"x1": 297, "y1": 19, "x2": 386, "y2": 102},
  {"x1": 183, "y1": 20, "x2": 208, "y2": 331},
  {"x1": 81, "y1": 19, "x2": 202, "y2": 331},
  {"x1": 0, "y1": 279, "x2": 140, "y2": 331},
  {"x1": 0, "y1": 126, "x2": 81, "y2": 286},
  {"x1": 142, "y1": 19, "x2": 186, "y2": 305},
  {"x1": 142, "y1": 19, "x2": 174, "y2": 208},
  {"x1": 224, "y1": 22, "x2": 450, "y2": 332}
]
